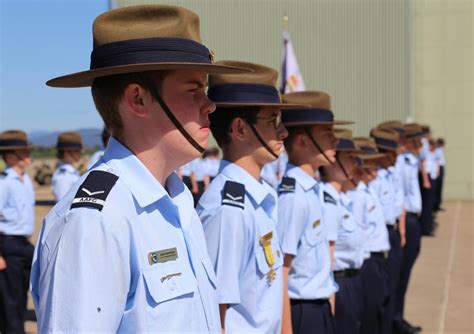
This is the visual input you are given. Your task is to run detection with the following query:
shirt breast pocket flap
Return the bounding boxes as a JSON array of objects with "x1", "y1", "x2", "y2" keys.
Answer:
[
  {"x1": 255, "y1": 238, "x2": 283, "y2": 276},
  {"x1": 201, "y1": 256, "x2": 217, "y2": 288},
  {"x1": 142, "y1": 262, "x2": 197, "y2": 305},
  {"x1": 341, "y1": 217, "x2": 357, "y2": 232},
  {"x1": 304, "y1": 222, "x2": 324, "y2": 246}
]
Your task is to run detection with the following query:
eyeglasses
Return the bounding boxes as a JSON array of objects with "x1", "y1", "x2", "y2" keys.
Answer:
[{"x1": 255, "y1": 114, "x2": 282, "y2": 130}]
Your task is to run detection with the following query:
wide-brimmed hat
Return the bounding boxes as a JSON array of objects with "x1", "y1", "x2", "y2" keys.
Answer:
[
  {"x1": 420, "y1": 124, "x2": 431, "y2": 135},
  {"x1": 207, "y1": 61, "x2": 306, "y2": 108},
  {"x1": 0, "y1": 130, "x2": 31, "y2": 151},
  {"x1": 281, "y1": 91, "x2": 353, "y2": 127},
  {"x1": 46, "y1": 5, "x2": 251, "y2": 88},
  {"x1": 334, "y1": 129, "x2": 359, "y2": 152},
  {"x1": 353, "y1": 137, "x2": 386, "y2": 160},
  {"x1": 370, "y1": 127, "x2": 400, "y2": 151},
  {"x1": 378, "y1": 120, "x2": 405, "y2": 134},
  {"x1": 404, "y1": 123, "x2": 424, "y2": 139},
  {"x1": 57, "y1": 132, "x2": 83, "y2": 150}
]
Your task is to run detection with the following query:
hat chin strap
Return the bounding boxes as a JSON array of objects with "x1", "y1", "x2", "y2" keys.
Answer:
[
  {"x1": 149, "y1": 86, "x2": 205, "y2": 154},
  {"x1": 247, "y1": 123, "x2": 279, "y2": 160},
  {"x1": 304, "y1": 128, "x2": 333, "y2": 165},
  {"x1": 303, "y1": 128, "x2": 356, "y2": 186}
]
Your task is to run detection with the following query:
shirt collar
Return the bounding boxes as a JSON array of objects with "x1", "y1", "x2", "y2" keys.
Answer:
[
  {"x1": 340, "y1": 192, "x2": 353, "y2": 211},
  {"x1": 357, "y1": 180, "x2": 368, "y2": 191},
  {"x1": 4, "y1": 167, "x2": 20, "y2": 180},
  {"x1": 102, "y1": 137, "x2": 187, "y2": 208},
  {"x1": 285, "y1": 163, "x2": 318, "y2": 191},
  {"x1": 59, "y1": 162, "x2": 77, "y2": 173},
  {"x1": 219, "y1": 160, "x2": 271, "y2": 206},
  {"x1": 323, "y1": 182, "x2": 341, "y2": 200}
]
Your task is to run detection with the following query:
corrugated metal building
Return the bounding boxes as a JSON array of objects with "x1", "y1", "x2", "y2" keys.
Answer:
[{"x1": 114, "y1": 0, "x2": 473, "y2": 200}]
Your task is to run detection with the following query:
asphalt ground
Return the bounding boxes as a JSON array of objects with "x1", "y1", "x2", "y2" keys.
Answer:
[{"x1": 24, "y1": 185, "x2": 473, "y2": 333}]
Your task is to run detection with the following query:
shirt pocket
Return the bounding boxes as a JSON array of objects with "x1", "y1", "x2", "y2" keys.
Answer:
[
  {"x1": 341, "y1": 217, "x2": 358, "y2": 232},
  {"x1": 303, "y1": 222, "x2": 325, "y2": 246},
  {"x1": 255, "y1": 237, "x2": 283, "y2": 277},
  {"x1": 142, "y1": 261, "x2": 197, "y2": 306}
]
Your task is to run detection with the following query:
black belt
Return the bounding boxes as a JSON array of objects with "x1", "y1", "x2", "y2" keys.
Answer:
[
  {"x1": 334, "y1": 268, "x2": 360, "y2": 278},
  {"x1": 290, "y1": 298, "x2": 328, "y2": 306},
  {"x1": 370, "y1": 251, "x2": 388, "y2": 259},
  {"x1": 386, "y1": 224, "x2": 395, "y2": 231},
  {"x1": 406, "y1": 212, "x2": 418, "y2": 219}
]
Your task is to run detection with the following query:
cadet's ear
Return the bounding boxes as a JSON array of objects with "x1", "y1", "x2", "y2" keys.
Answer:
[
  {"x1": 122, "y1": 83, "x2": 149, "y2": 118},
  {"x1": 228, "y1": 117, "x2": 247, "y2": 143}
]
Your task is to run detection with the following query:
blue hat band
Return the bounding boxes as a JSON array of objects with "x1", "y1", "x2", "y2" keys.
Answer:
[
  {"x1": 373, "y1": 137, "x2": 397, "y2": 149},
  {"x1": 282, "y1": 108, "x2": 334, "y2": 124},
  {"x1": 360, "y1": 145, "x2": 378, "y2": 154},
  {"x1": 90, "y1": 37, "x2": 212, "y2": 69},
  {"x1": 57, "y1": 142, "x2": 82, "y2": 150},
  {"x1": 208, "y1": 83, "x2": 280, "y2": 104},
  {"x1": 405, "y1": 131, "x2": 422, "y2": 139},
  {"x1": 0, "y1": 139, "x2": 28, "y2": 147},
  {"x1": 336, "y1": 138, "x2": 356, "y2": 151}
]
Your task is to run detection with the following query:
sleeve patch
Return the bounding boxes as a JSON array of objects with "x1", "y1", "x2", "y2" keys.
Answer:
[
  {"x1": 221, "y1": 181, "x2": 245, "y2": 209},
  {"x1": 70, "y1": 170, "x2": 119, "y2": 211},
  {"x1": 323, "y1": 191, "x2": 337, "y2": 205},
  {"x1": 278, "y1": 177, "x2": 296, "y2": 194}
]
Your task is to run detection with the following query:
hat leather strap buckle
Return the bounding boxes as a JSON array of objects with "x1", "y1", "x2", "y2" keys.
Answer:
[{"x1": 148, "y1": 82, "x2": 206, "y2": 154}]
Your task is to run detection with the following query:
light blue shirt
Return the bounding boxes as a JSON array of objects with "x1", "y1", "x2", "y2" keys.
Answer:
[
  {"x1": 321, "y1": 183, "x2": 365, "y2": 271},
  {"x1": 435, "y1": 147, "x2": 446, "y2": 166},
  {"x1": 395, "y1": 152, "x2": 422, "y2": 214},
  {"x1": 347, "y1": 181, "x2": 390, "y2": 256},
  {"x1": 261, "y1": 151, "x2": 288, "y2": 188},
  {"x1": 86, "y1": 149, "x2": 104, "y2": 170},
  {"x1": 424, "y1": 150, "x2": 438, "y2": 179},
  {"x1": 277, "y1": 164, "x2": 338, "y2": 300},
  {"x1": 197, "y1": 160, "x2": 283, "y2": 334},
  {"x1": 203, "y1": 158, "x2": 220, "y2": 178},
  {"x1": 0, "y1": 167, "x2": 35, "y2": 236},
  {"x1": 389, "y1": 165, "x2": 404, "y2": 220},
  {"x1": 31, "y1": 138, "x2": 220, "y2": 333},
  {"x1": 51, "y1": 162, "x2": 80, "y2": 201},
  {"x1": 371, "y1": 168, "x2": 397, "y2": 225}
]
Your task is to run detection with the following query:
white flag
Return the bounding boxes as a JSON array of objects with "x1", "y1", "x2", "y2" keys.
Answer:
[{"x1": 280, "y1": 29, "x2": 305, "y2": 94}]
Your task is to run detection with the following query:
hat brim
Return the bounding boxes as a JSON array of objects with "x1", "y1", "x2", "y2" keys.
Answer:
[
  {"x1": 214, "y1": 102, "x2": 309, "y2": 109},
  {"x1": 47, "y1": 63, "x2": 253, "y2": 88},
  {"x1": 375, "y1": 144, "x2": 397, "y2": 151},
  {"x1": 357, "y1": 153, "x2": 387, "y2": 160},
  {"x1": 283, "y1": 120, "x2": 354, "y2": 127}
]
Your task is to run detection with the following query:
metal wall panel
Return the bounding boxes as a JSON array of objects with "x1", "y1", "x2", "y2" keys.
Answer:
[{"x1": 117, "y1": 0, "x2": 410, "y2": 136}]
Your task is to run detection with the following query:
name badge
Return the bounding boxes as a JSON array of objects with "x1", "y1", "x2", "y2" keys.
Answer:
[{"x1": 148, "y1": 247, "x2": 178, "y2": 265}]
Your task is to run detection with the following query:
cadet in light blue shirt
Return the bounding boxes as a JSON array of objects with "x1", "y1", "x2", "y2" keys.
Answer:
[
  {"x1": 319, "y1": 129, "x2": 365, "y2": 334},
  {"x1": 31, "y1": 5, "x2": 249, "y2": 332},
  {"x1": 350, "y1": 138, "x2": 391, "y2": 334},
  {"x1": 370, "y1": 126, "x2": 406, "y2": 334},
  {"x1": 198, "y1": 61, "x2": 296, "y2": 333},
  {"x1": 0, "y1": 130, "x2": 35, "y2": 333},
  {"x1": 277, "y1": 91, "x2": 347, "y2": 334},
  {"x1": 51, "y1": 132, "x2": 82, "y2": 201},
  {"x1": 392, "y1": 124, "x2": 425, "y2": 332}
]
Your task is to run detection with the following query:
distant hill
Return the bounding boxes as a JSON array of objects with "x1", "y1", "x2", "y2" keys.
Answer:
[{"x1": 29, "y1": 128, "x2": 103, "y2": 148}]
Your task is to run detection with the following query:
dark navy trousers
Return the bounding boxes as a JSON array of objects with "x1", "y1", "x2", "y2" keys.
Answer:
[
  {"x1": 0, "y1": 236, "x2": 34, "y2": 334},
  {"x1": 383, "y1": 226, "x2": 403, "y2": 333},
  {"x1": 394, "y1": 213, "x2": 422, "y2": 324},
  {"x1": 360, "y1": 254, "x2": 390, "y2": 334},
  {"x1": 291, "y1": 299, "x2": 335, "y2": 334},
  {"x1": 334, "y1": 273, "x2": 363, "y2": 334},
  {"x1": 420, "y1": 175, "x2": 436, "y2": 234}
]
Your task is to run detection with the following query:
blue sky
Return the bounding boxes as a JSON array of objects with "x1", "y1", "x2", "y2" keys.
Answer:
[{"x1": 1, "y1": 0, "x2": 110, "y2": 132}]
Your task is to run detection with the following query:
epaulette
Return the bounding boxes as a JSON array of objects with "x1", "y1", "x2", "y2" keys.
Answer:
[
  {"x1": 221, "y1": 181, "x2": 245, "y2": 209},
  {"x1": 59, "y1": 167, "x2": 67, "y2": 174},
  {"x1": 278, "y1": 177, "x2": 296, "y2": 194},
  {"x1": 0, "y1": 171, "x2": 7, "y2": 179},
  {"x1": 323, "y1": 191, "x2": 337, "y2": 205},
  {"x1": 404, "y1": 156, "x2": 410, "y2": 164},
  {"x1": 70, "y1": 170, "x2": 119, "y2": 211}
]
